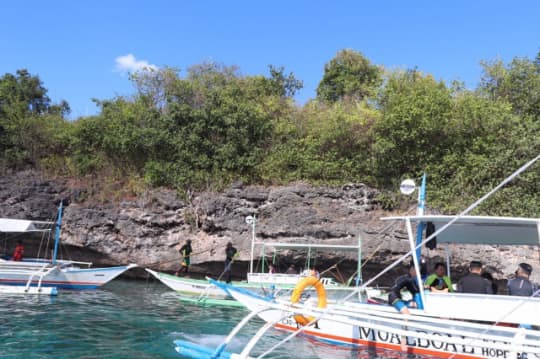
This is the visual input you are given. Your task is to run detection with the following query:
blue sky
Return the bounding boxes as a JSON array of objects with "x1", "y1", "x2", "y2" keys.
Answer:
[{"x1": 1, "y1": 1, "x2": 539, "y2": 118}]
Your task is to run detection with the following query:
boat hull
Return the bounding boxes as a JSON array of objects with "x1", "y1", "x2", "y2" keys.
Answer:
[
  {"x1": 0, "y1": 262, "x2": 137, "y2": 289},
  {"x1": 217, "y1": 280, "x2": 540, "y2": 359},
  {"x1": 145, "y1": 269, "x2": 369, "y2": 307}
]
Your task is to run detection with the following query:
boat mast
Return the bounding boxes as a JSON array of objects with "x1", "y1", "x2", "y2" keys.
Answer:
[
  {"x1": 413, "y1": 174, "x2": 427, "y2": 309},
  {"x1": 52, "y1": 201, "x2": 63, "y2": 265},
  {"x1": 400, "y1": 174, "x2": 427, "y2": 309},
  {"x1": 356, "y1": 235, "x2": 362, "y2": 286},
  {"x1": 415, "y1": 173, "x2": 426, "y2": 262},
  {"x1": 246, "y1": 215, "x2": 256, "y2": 274}
]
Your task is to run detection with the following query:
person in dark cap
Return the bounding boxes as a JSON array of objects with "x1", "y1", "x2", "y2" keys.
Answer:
[
  {"x1": 457, "y1": 261, "x2": 493, "y2": 294},
  {"x1": 507, "y1": 263, "x2": 538, "y2": 297}
]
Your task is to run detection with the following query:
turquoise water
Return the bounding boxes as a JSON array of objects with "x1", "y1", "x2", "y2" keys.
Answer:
[{"x1": 0, "y1": 279, "x2": 392, "y2": 359}]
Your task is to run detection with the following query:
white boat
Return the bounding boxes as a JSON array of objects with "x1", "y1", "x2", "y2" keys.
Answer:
[
  {"x1": 145, "y1": 237, "x2": 381, "y2": 307},
  {"x1": 173, "y1": 156, "x2": 540, "y2": 358},
  {"x1": 146, "y1": 212, "x2": 371, "y2": 306},
  {"x1": 0, "y1": 203, "x2": 137, "y2": 291}
]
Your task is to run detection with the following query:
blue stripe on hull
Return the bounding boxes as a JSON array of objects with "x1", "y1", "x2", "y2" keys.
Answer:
[{"x1": 0, "y1": 280, "x2": 100, "y2": 290}]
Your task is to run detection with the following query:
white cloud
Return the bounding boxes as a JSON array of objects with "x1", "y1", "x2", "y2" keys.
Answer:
[{"x1": 114, "y1": 54, "x2": 158, "y2": 73}]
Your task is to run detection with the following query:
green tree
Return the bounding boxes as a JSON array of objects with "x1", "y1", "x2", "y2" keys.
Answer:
[
  {"x1": 259, "y1": 100, "x2": 377, "y2": 183},
  {"x1": 267, "y1": 65, "x2": 303, "y2": 98},
  {"x1": 478, "y1": 53, "x2": 540, "y2": 119},
  {"x1": 428, "y1": 89, "x2": 540, "y2": 216},
  {"x1": 0, "y1": 69, "x2": 70, "y2": 169},
  {"x1": 316, "y1": 49, "x2": 382, "y2": 103},
  {"x1": 372, "y1": 69, "x2": 452, "y2": 187}
]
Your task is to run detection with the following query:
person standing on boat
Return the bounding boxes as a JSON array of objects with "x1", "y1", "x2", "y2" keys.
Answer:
[
  {"x1": 424, "y1": 262, "x2": 453, "y2": 292},
  {"x1": 224, "y1": 242, "x2": 237, "y2": 283},
  {"x1": 268, "y1": 264, "x2": 277, "y2": 274},
  {"x1": 388, "y1": 262, "x2": 420, "y2": 314},
  {"x1": 176, "y1": 239, "x2": 193, "y2": 276},
  {"x1": 12, "y1": 239, "x2": 24, "y2": 261},
  {"x1": 457, "y1": 261, "x2": 493, "y2": 294},
  {"x1": 507, "y1": 263, "x2": 538, "y2": 297}
]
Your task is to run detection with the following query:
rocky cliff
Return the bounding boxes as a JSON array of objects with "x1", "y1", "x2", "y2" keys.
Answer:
[{"x1": 1, "y1": 171, "x2": 538, "y2": 286}]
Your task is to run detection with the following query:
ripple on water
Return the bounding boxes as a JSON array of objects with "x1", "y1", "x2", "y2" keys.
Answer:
[{"x1": 0, "y1": 279, "x2": 427, "y2": 359}]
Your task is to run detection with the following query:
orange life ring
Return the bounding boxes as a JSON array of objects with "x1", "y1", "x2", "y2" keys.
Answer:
[{"x1": 290, "y1": 276, "x2": 327, "y2": 326}]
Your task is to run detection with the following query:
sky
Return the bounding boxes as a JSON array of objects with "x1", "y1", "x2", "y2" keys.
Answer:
[{"x1": 1, "y1": 1, "x2": 539, "y2": 118}]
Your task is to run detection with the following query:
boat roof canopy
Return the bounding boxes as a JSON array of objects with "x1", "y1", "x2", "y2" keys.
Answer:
[
  {"x1": 0, "y1": 219, "x2": 53, "y2": 233},
  {"x1": 382, "y1": 215, "x2": 540, "y2": 246},
  {"x1": 254, "y1": 242, "x2": 360, "y2": 251}
]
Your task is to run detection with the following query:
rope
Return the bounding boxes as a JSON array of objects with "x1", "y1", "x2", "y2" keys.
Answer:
[
  {"x1": 196, "y1": 255, "x2": 238, "y2": 302},
  {"x1": 342, "y1": 205, "x2": 416, "y2": 286},
  {"x1": 139, "y1": 247, "x2": 213, "y2": 268}
]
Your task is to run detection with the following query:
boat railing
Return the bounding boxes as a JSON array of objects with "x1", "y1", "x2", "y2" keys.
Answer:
[
  {"x1": 55, "y1": 259, "x2": 93, "y2": 268},
  {"x1": 0, "y1": 258, "x2": 93, "y2": 269},
  {"x1": 23, "y1": 263, "x2": 57, "y2": 293}
]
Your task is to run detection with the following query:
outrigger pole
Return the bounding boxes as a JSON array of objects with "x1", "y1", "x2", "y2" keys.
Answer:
[{"x1": 52, "y1": 201, "x2": 63, "y2": 265}]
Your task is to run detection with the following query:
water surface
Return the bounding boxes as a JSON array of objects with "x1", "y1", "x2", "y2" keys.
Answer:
[{"x1": 0, "y1": 279, "x2": 419, "y2": 359}]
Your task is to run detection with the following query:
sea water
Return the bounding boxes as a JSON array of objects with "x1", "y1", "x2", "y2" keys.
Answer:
[{"x1": 0, "y1": 279, "x2": 418, "y2": 359}]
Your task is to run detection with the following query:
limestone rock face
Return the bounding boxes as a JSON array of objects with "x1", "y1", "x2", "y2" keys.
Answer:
[{"x1": 1, "y1": 171, "x2": 538, "y2": 286}]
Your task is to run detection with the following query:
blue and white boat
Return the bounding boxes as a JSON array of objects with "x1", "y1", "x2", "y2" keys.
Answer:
[{"x1": 0, "y1": 202, "x2": 137, "y2": 291}]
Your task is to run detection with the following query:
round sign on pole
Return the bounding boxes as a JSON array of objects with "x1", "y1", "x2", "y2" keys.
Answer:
[
  {"x1": 400, "y1": 179, "x2": 416, "y2": 195},
  {"x1": 245, "y1": 215, "x2": 254, "y2": 225}
]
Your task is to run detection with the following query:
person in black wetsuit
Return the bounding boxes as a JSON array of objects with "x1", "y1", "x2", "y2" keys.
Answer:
[
  {"x1": 457, "y1": 261, "x2": 493, "y2": 294},
  {"x1": 507, "y1": 263, "x2": 538, "y2": 297},
  {"x1": 175, "y1": 239, "x2": 193, "y2": 276},
  {"x1": 223, "y1": 242, "x2": 237, "y2": 283},
  {"x1": 481, "y1": 271, "x2": 498, "y2": 294},
  {"x1": 388, "y1": 263, "x2": 421, "y2": 314}
]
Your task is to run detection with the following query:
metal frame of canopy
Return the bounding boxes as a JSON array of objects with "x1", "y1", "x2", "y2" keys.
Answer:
[
  {"x1": 0, "y1": 218, "x2": 58, "y2": 295},
  {"x1": 245, "y1": 214, "x2": 364, "y2": 287},
  {"x1": 0, "y1": 202, "x2": 67, "y2": 265},
  {"x1": 250, "y1": 239, "x2": 363, "y2": 286}
]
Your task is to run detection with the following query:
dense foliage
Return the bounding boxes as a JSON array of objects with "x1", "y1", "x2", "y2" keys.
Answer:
[{"x1": 1, "y1": 51, "x2": 539, "y2": 216}]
